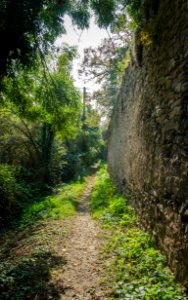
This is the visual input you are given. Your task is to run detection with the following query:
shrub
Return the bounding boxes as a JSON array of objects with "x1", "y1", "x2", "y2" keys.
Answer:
[
  {"x1": 0, "y1": 164, "x2": 19, "y2": 225},
  {"x1": 19, "y1": 180, "x2": 87, "y2": 229},
  {"x1": 0, "y1": 164, "x2": 32, "y2": 227},
  {"x1": 90, "y1": 166, "x2": 116, "y2": 216}
]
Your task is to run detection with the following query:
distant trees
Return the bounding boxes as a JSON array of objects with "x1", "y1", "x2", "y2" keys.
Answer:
[
  {"x1": 80, "y1": 22, "x2": 131, "y2": 120},
  {"x1": 0, "y1": 0, "x2": 144, "y2": 226},
  {"x1": 0, "y1": 47, "x2": 82, "y2": 224},
  {"x1": 0, "y1": 45, "x2": 105, "y2": 225},
  {"x1": 1, "y1": 46, "x2": 81, "y2": 181}
]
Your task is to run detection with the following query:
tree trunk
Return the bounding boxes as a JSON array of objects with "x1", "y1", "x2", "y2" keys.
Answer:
[{"x1": 41, "y1": 122, "x2": 55, "y2": 185}]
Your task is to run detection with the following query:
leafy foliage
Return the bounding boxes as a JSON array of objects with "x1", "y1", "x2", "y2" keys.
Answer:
[
  {"x1": 80, "y1": 26, "x2": 131, "y2": 120},
  {"x1": 19, "y1": 180, "x2": 86, "y2": 230},
  {"x1": 91, "y1": 167, "x2": 187, "y2": 300},
  {"x1": 0, "y1": 0, "x2": 145, "y2": 228},
  {"x1": 62, "y1": 129, "x2": 105, "y2": 181},
  {"x1": 0, "y1": 46, "x2": 82, "y2": 184},
  {"x1": 0, "y1": 250, "x2": 64, "y2": 300},
  {"x1": 0, "y1": 164, "x2": 31, "y2": 226},
  {"x1": 122, "y1": 0, "x2": 145, "y2": 24},
  {"x1": 0, "y1": 0, "x2": 118, "y2": 79},
  {"x1": 0, "y1": 42, "x2": 107, "y2": 227},
  {"x1": 0, "y1": 164, "x2": 18, "y2": 221},
  {"x1": 0, "y1": 178, "x2": 87, "y2": 300},
  {"x1": 0, "y1": 0, "x2": 147, "y2": 81}
]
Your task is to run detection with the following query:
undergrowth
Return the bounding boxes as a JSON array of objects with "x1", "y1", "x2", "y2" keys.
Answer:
[
  {"x1": 0, "y1": 179, "x2": 87, "y2": 299},
  {"x1": 91, "y1": 166, "x2": 187, "y2": 300},
  {"x1": 19, "y1": 180, "x2": 87, "y2": 230}
]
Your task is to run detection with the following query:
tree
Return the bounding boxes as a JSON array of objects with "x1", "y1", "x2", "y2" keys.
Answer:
[
  {"x1": 0, "y1": 46, "x2": 82, "y2": 185},
  {"x1": 80, "y1": 25, "x2": 131, "y2": 119},
  {"x1": 0, "y1": 0, "x2": 118, "y2": 80},
  {"x1": 0, "y1": 0, "x2": 146, "y2": 81}
]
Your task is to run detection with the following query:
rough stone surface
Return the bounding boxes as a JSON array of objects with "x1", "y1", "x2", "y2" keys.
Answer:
[{"x1": 107, "y1": 0, "x2": 188, "y2": 288}]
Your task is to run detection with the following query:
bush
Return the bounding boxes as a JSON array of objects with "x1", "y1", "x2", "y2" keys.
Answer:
[
  {"x1": 19, "y1": 180, "x2": 87, "y2": 229},
  {"x1": 0, "y1": 164, "x2": 31, "y2": 226},
  {"x1": 90, "y1": 166, "x2": 116, "y2": 216},
  {"x1": 0, "y1": 164, "x2": 19, "y2": 224}
]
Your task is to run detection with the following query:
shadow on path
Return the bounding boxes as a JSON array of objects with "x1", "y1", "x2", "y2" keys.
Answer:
[{"x1": 0, "y1": 251, "x2": 66, "y2": 300}]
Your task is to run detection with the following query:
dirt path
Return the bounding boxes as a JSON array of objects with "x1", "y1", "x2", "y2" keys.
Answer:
[
  {"x1": 51, "y1": 176, "x2": 109, "y2": 300},
  {"x1": 0, "y1": 176, "x2": 110, "y2": 300}
]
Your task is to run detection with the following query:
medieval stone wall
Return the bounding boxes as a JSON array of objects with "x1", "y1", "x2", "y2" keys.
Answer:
[{"x1": 107, "y1": 0, "x2": 188, "y2": 287}]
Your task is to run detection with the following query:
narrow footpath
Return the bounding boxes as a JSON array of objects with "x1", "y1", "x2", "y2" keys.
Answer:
[
  {"x1": 52, "y1": 176, "x2": 108, "y2": 299},
  {"x1": 0, "y1": 176, "x2": 110, "y2": 300},
  {"x1": 0, "y1": 172, "x2": 186, "y2": 300}
]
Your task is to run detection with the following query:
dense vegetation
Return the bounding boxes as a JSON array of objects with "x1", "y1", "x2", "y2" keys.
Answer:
[
  {"x1": 0, "y1": 0, "x2": 145, "y2": 80},
  {"x1": 0, "y1": 0, "x2": 186, "y2": 298},
  {"x1": 0, "y1": 45, "x2": 104, "y2": 226},
  {"x1": 0, "y1": 179, "x2": 87, "y2": 299},
  {"x1": 0, "y1": 0, "x2": 115, "y2": 79},
  {"x1": 0, "y1": 167, "x2": 186, "y2": 299},
  {"x1": 90, "y1": 167, "x2": 187, "y2": 300},
  {"x1": 0, "y1": 0, "x2": 145, "y2": 227}
]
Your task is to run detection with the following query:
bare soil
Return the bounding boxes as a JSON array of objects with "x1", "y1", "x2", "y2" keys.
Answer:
[
  {"x1": 0, "y1": 176, "x2": 110, "y2": 300},
  {"x1": 51, "y1": 176, "x2": 109, "y2": 299}
]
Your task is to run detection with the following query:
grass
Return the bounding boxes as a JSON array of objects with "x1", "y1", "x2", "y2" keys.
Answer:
[
  {"x1": 90, "y1": 166, "x2": 187, "y2": 300},
  {"x1": 19, "y1": 180, "x2": 87, "y2": 230},
  {"x1": 0, "y1": 179, "x2": 87, "y2": 300}
]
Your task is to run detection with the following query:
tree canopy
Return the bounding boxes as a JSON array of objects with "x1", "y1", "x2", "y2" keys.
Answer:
[
  {"x1": 0, "y1": 0, "x2": 146, "y2": 225},
  {"x1": 0, "y1": 0, "x2": 145, "y2": 80},
  {"x1": 0, "y1": 0, "x2": 115, "y2": 79},
  {"x1": 79, "y1": 22, "x2": 131, "y2": 120}
]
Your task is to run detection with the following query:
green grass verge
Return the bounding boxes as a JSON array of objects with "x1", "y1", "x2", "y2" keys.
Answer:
[
  {"x1": 91, "y1": 166, "x2": 187, "y2": 300},
  {"x1": 0, "y1": 180, "x2": 87, "y2": 299},
  {"x1": 19, "y1": 180, "x2": 87, "y2": 230}
]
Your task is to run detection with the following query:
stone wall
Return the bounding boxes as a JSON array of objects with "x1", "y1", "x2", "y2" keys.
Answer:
[{"x1": 107, "y1": 0, "x2": 188, "y2": 287}]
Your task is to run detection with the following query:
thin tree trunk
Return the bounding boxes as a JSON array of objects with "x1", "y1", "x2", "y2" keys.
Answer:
[{"x1": 41, "y1": 122, "x2": 55, "y2": 185}]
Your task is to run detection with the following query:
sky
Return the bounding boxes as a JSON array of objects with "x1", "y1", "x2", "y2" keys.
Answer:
[{"x1": 56, "y1": 15, "x2": 108, "y2": 93}]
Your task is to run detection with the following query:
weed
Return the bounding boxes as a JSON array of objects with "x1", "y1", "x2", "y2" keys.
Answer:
[
  {"x1": 91, "y1": 166, "x2": 187, "y2": 300},
  {"x1": 0, "y1": 179, "x2": 87, "y2": 299},
  {"x1": 19, "y1": 180, "x2": 87, "y2": 229},
  {"x1": 0, "y1": 250, "x2": 65, "y2": 300}
]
